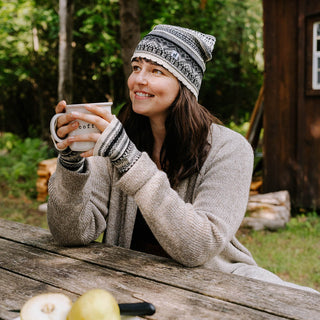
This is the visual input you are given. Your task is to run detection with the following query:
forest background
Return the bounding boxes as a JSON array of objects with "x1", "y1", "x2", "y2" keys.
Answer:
[{"x1": 0, "y1": 0, "x2": 263, "y2": 140}]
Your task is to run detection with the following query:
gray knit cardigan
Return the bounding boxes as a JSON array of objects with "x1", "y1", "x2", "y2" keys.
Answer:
[
  {"x1": 48, "y1": 123, "x2": 254, "y2": 268},
  {"x1": 47, "y1": 123, "x2": 319, "y2": 292}
]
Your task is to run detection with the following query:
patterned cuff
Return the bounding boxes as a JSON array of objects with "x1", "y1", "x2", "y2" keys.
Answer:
[
  {"x1": 93, "y1": 117, "x2": 142, "y2": 173},
  {"x1": 59, "y1": 147, "x2": 85, "y2": 172}
]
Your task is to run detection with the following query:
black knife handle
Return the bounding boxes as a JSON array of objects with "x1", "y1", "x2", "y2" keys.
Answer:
[{"x1": 119, "y1": 302, "x2": 156, "y2": 316}]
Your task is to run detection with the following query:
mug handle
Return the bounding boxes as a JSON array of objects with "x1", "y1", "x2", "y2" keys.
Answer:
[{"x1": 50, "y1": 113, "x2": 65, "y2": 145}]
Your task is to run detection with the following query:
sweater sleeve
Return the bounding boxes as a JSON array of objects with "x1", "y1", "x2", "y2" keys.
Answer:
[
  {"x1": 117, "y1": 125, "x2": 254, "y2": 267},
  {"x1": 47, "y1": 156, "x2": 112, "y2": 246}
]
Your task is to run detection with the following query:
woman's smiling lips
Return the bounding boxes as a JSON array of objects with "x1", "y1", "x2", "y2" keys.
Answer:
[{"x1": 135, "y1": 91, "x2": 154, "y2": 99}]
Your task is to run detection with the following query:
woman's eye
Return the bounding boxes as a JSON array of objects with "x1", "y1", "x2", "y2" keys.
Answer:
[
  {"x1": 132, "y1": 65, "x2": 140, "y2": 71},
  {"x1": 153, "y1": 69, "x2": 163, "y2": 75}
]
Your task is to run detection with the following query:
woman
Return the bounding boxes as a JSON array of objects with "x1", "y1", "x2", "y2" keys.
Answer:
[{"x1": 48, "y1": 25, "x2": 318, "y2": 293}]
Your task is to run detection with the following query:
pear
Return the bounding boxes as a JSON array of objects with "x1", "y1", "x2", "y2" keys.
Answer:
[
  {"x1": 67, "y1": 288, "x2": 120, "y2": 320},
  {"x1": 20, "y1": 293, "x2": 72, "y2": 320}
]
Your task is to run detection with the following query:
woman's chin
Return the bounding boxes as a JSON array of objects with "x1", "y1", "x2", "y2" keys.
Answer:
[{"x1": 132, "y1": 106, "x2": 148, "y2": 117}]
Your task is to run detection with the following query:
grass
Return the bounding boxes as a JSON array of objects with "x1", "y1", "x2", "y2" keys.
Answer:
[
  {"x1": 0, "y1": 192, "x2": 48, "y2": 229},
  {"x1": 237, "y1": 214, "x2": 320, "y2": 291}
]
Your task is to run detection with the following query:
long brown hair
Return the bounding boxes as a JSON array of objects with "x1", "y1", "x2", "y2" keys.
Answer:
[{"x1": 118, "y1": 83, "x2": 220, "y2": 187}]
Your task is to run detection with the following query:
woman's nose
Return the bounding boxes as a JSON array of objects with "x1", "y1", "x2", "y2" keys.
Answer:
[{"x1": 135, "y1": 70, "x2": 148, "y2": 85}]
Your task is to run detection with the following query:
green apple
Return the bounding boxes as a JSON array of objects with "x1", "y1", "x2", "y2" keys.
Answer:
[
  {"x1": 67, "y1": 289, "x2": 120, "y2": 320},
  {"x1": 20, "y1": 293, "x2": 72, "y2": 320}
]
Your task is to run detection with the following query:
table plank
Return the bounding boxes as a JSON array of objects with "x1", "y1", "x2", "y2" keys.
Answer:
[
  {"x1": 1, "y1": 219, "x2": 320, "y2": 320},
  {"x1": 0, "y1": 238, "x2": 285, "y2": 320},
  {"x1": 0, "y1": 268, "x2": 79, "y2": 320}
]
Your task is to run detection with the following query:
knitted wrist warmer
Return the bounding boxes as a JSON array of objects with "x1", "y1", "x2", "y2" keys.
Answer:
[
  {"x1": 51, "y1": 125, "x2": 85, "y2": 172},
  {"x1": 59, "y1": 147, "x2": 85, "y2": 172},
  {"x1": 93, "y1": 117, "x2": 142, "y2": 173}
]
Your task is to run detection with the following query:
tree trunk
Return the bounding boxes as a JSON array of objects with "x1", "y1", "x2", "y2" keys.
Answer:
[
  {"x1": 58, "y1": 0, "x2": 74, "y2": 103},
  {"x1": 119, "y1": 0, "x2": 140, "y2": 99}
]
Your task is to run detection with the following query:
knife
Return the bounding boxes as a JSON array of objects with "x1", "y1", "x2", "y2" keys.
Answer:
[
  {"x1": 10, "y1": 302, "x2": 155, "y2": 317},
  {"x1": 119, "y1": 302, "x2": 156, "y2": 316}
]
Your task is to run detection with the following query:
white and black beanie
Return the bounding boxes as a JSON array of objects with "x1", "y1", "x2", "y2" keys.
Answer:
[{"x1": 131, "y1": 24, "x2": 216, "y2": 100}]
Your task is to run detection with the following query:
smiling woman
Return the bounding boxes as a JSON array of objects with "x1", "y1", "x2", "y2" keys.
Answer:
[
  {"x1": 47, "y1": 24, "x2": 319, "y2": 294},
  {"x1": 128, "y1": 58, "x2": 180, "y2": 124}
]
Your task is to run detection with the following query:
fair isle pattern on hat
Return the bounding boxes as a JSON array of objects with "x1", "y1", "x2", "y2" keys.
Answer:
[{"x1": 132, "y1": 24, "x2": 216, "y2": 99}]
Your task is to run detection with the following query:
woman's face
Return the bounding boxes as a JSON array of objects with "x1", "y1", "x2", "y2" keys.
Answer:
[{"x1": 127, "y1": 58, "x2": 180, "y2": 123}]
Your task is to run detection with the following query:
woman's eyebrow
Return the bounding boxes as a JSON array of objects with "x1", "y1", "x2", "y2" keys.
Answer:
[
  {"x1": 150, "y1": 61, "x2": 162, "y2": 67},
  {"x1": 131, "y1": 57, "x2": 163, "y2": 68}
]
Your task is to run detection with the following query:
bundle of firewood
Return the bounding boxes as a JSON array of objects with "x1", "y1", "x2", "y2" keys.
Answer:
[
  {"x1": 36, "y1": 158, "x2": 57, "y2": 202},
  {"x1": 243, "y1": 190, "x2": 291, "y2": 231}
]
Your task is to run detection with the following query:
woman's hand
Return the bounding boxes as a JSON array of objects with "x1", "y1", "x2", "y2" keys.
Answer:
[
  {"x1": 56, "y1": 102, "x2": 114, "y2": 157},
  {"x1": 54, "y1": 100, "x2": 79, "y2": 151}
]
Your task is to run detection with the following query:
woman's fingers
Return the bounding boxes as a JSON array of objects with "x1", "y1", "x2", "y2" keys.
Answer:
[
  {"x1": 70, "y1": 109, "x2": 113, "y2": 132},
  {"x1": 56, "y1": 120, "x2": 79, "y2": 139},
  {"x1": 85, "y1": 104, "x2": 113, "y2": 122},
  {"x1": 56, "y1": 112, "x2": 79, "y2": 129},
  {"x1": 56, "y1": 140, "x2": 71, "y2": 150},
  {"x1": 53, "y1": 102, "x2": 112, "y2": 155},
  {"x1": 55, "y1": 102, "x2": 112, "y2": 133},
  {"x1": 55, "y1": 100, "x2": 67, "y2": 114},
  {"x1": 54, "y1": 100, "x2": 81, "y2": 138},
  {"x1": 67, "y1": 132, "x2": 101, "y2": 145},
  {"x1": 55, "y1": 132, "x2": 99, "y2": 155},
  {"x1": 80, "y1": 149, "x2": 94, "y2": 158}
]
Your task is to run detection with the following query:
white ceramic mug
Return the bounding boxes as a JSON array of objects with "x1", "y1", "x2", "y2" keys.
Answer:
[{"x1": 50, "y1": 102, "x2": 113, "y2": 152}]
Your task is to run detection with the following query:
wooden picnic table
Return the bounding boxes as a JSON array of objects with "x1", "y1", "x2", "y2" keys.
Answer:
[{"x1": 1, "y1": 218, "x2": 319, "y2": 320}]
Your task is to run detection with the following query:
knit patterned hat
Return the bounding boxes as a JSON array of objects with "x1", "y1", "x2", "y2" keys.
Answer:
[{"x1": 131, "y1": 24, "x2": 216, "y2": 99}]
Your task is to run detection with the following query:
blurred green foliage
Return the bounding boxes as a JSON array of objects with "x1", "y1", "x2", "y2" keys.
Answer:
[
  {"x1": 0, "y1": 133, "x2": 55, "y2": 198},
  {"x1": 0, "y1": 0, "x2": 263, "y2": 139},
  {"x1": 227, "y1": 119, "x2": 250, "y2": 137}
]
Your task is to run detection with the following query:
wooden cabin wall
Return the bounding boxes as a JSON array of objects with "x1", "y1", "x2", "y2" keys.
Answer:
[
  {"x1": 297, "y1": 0, "x2": 320, "y2": 208},
  {"x1": 263, "y1": 0, "x2": 320, "y2": 209},
  {"x1": 263, "y1": 0, "x2": 299, "y2": 203}
]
